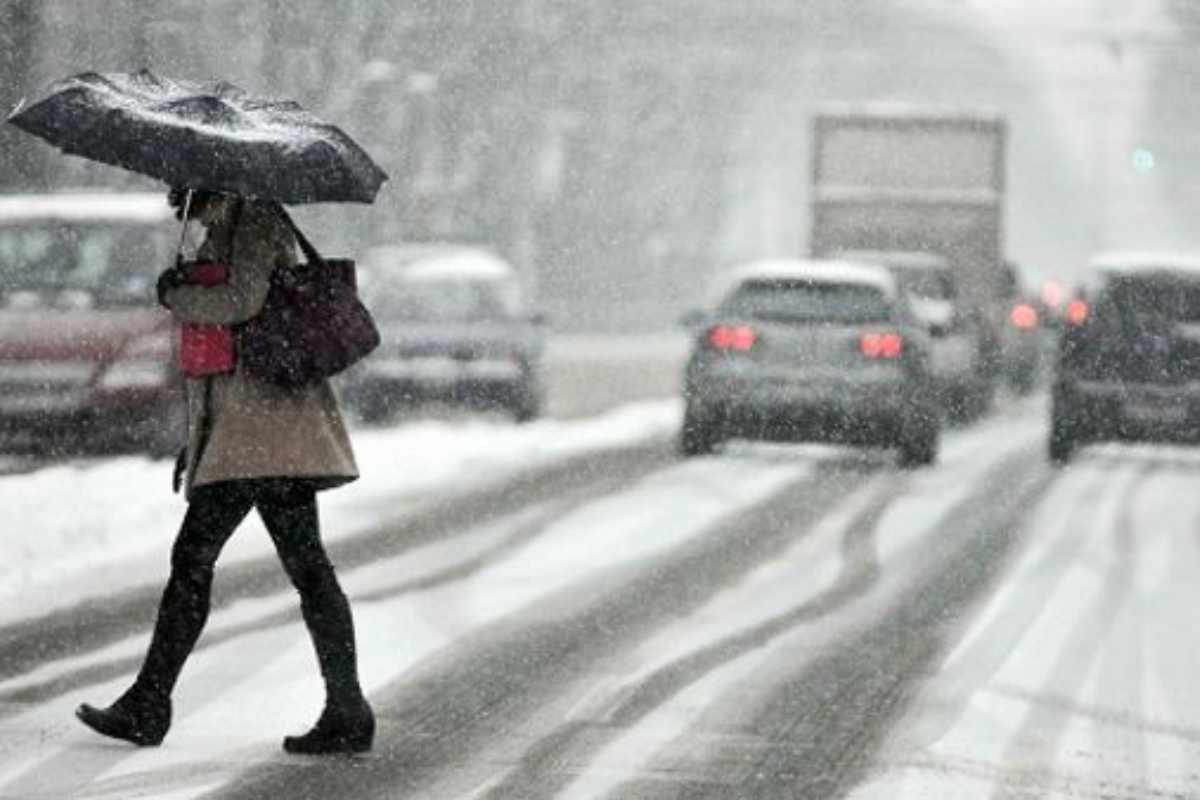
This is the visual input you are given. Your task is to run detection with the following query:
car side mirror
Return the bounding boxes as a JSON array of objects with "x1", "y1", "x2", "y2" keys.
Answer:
[{"x1": 927, "y1": 322, "x2": 949, "y2": 338}]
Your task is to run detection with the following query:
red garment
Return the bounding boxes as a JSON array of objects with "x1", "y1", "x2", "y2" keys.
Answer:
[{"x1": 178, "y1": 262, "x2": 236, "y2": 377}]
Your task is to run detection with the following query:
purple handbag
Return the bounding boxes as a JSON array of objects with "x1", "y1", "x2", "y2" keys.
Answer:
[{"x1": 237, "y1": 210, "x2": 380, "y2": 388}]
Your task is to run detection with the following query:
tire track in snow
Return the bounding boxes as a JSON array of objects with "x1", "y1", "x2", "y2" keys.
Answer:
[
  {"x1": 987, "y1": 462, "x2": 1156, "y2": 800},
  {"x1": 243, "y1": 407, "x2": 1041, "y2": 800},
  {"x1": 1, "y1": 408, "x2": 1040, "y2": 799},
  {"x1": 1084, "y1": 455, "x2": 1160, "y2": 797},
  {"x1": 473, "y1": 478, "x2": 900, "y2": 800},
  {"x1": 399, "y1": 410, "x2": 1048, "y2": 800},
  {"x1": 612, "y1": 441, "x2": 1054, "y2": 800},
  {"x1": 858, "y1": 460, "x2": 1123, "y2": 770},
  {"x1": 0, "y1": 441, "x2": 677, "y2": 692},
  {"x1": 415, "y1": 410, "x2": 1041, "y2": 799},
  {"x1": 207, "y1": 454, "x2": 881, "y2": 800},
  {"x1": 0, "y1": 448, "x2": 864, "y2": 800},
  {"x1": 850, "y1": 456, "x2": 1157, "y2": 799},
  {"x1": 0, "y1": 498, "x2": 570, "y2": 711},
  {"x1": 0, "y1": 446, "x2": 854, "y2": 800},
  {"x1": 1138, "y1": 461, "x2": 1200, "y2": 794},
  {"x1": 852, "y1": 442, "x2": 1200, "y2": 800}
]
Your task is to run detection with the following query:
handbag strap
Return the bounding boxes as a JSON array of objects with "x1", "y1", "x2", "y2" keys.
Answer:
[{"x1": 272, "y1": 203, "x2": 324, "y2": 266}]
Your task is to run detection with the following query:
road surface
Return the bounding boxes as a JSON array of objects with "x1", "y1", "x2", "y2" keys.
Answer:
[{"x1": 4, "y1": 373, "x2": 1200, "y2": 798}]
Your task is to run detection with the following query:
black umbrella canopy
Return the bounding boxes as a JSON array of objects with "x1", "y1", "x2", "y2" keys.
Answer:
[{"x1": 7, "y1": 69, "x2": 388, "y2": 204}]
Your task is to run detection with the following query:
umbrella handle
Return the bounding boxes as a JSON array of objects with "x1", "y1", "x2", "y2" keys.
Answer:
[{"x1": 173, "y1": 189, "x2": 194, "y2": 270}]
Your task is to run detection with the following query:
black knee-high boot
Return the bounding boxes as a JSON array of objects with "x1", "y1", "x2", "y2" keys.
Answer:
[
  {"x1": 260, "y1": 487, "x2": 374, "y2": 754},
  {"x1": 282, "y1": 570, "x2": 375, "y2": 754},
  {"x1": 74, "y1": 562, "x2": 217, "y2": 746},
  {"x1": 77, "y1": 485, "x2": 250, "y2": 746}
]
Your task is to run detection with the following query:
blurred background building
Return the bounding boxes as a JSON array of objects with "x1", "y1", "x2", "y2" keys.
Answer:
[{"x1": 2, "y1": 0, "x2": 1197, "y2": 329}]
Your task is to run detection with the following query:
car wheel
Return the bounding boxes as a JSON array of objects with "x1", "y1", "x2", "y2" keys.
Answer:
[
  {"x1": 1048, "y1": 388, "x2": 1086, "y2": 464},
  {"x1": 897, "y1": 412, "x2": 940, "y2": 468},
  {"x1": 1051, "y1": 381, "x2": 1099, "y2": 462},
  {"x1": 680, "y1": 405, "x2": 723, "y2": 457}
]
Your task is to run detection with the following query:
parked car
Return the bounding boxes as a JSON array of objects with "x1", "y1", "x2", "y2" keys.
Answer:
[
  {"x1": 341, "y1": 243, "x2": 547, "y2": 422},
  {"x1": 0, "y1": 191, "x2": 182, "y2": 455},
  {"x1": 679, "y1": 258, "x2": 941, "y2": 465},
  {"x1": 838, "y1": 249, "x2": 996, "y2": 417},
  {"x1": 1050, "y1": 251, "x2": 1200, "y2": 462}
]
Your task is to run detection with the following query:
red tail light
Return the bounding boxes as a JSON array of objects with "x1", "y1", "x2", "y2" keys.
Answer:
[
  {"x1": 1065, "y1": 299, "x2": 1090, "y2": 326},
  {"x1": 707, "y1": 324, "x2": 758, "y2": 351},
  {"x1": 860, "y1": 332, "x2": 904, "y2": 359},
  {"x1": 1009, "y1": 303, "x2": 1039, "y2": 330}
]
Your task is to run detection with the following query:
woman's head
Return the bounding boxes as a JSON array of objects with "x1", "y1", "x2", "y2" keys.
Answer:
[{"x1": 167, "y1": 188, "x2": 239, "y2": 227}]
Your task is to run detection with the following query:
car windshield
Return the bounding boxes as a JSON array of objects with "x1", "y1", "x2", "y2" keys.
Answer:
[
  {"x1": 1100, "y1": 273, "x2": 1200, "y2": 323},
  {"x1": 0, "y1": 221, "x2": 169, "y2": 306},
  {"x1": 368, "y1": 277, "x2": 513, "y2": 322},
  {"x1": 719, "y1": 279, "x2": 893, "y2": 323}
]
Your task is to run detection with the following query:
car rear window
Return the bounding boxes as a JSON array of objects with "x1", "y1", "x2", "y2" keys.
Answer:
[
  {"x1": 719, "y1": 279, "x2": 894, "y2": 323},
  {"x1": 368, "y1": 278, "x2": 514, "y2": 322},
  {"x1": 0, "y1": 222, "x2": 170, "y2": 306},
  {"x1": 892, "y1": 267, "x2": 955, "y2": 300},
  {"x1": 1099, "y1": 273, "x2": 1200, "y2": 323}
]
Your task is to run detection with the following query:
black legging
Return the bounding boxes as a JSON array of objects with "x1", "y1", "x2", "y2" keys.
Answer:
[{"x1": 134, "y1": 479, "x2": 363, "y2": 705}]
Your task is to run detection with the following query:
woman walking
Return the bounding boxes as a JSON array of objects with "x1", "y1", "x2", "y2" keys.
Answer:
[{"x1": 76, "y1": 189, "x2": 375, "y2": 755}]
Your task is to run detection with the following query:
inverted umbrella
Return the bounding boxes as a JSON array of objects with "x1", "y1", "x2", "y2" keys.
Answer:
[{"x1": 7, "y1": 69, "x2": 388, "y2": 204}]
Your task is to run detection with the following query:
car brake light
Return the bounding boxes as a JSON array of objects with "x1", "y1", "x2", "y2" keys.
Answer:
[
  {"x1": 1065, "y1": 299, "x2": 1089, "y2": 326},
  {"x1": 1041, "y1": 280, "x2": 1064, "y2": 310},
  {"x1": 860, "y1": 332, "x2": 904, "y2": 359},
  {"x1": 1009, "y1": 303, "x2": 1039, "y2": 330},
  {"x1": 707, "y1": 324, "x2": 757, "y2": 351}
]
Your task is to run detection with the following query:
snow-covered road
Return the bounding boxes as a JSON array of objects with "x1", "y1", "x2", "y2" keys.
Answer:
[
  {"x1": 0, "y1": 398, "x2": 682, "y2": 630},
  {"x1": 852, "y1": 443, "x2": 1200, "y2": 800},
  {"x1": 4, "y1": 0, "x2": 1198, "y2": 796},
  {"x1": 3, "y1": 392, "x2": 1199, "y2": 798}
]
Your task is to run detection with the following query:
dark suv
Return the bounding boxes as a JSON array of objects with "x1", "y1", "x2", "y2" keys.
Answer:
[{"x1": 1050, "y1": 252, "x2": 1200, "y2": 462}]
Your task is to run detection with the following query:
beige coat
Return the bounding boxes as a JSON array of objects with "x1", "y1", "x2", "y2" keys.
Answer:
[{"x1": 163, "y1": 202, "x2": 359, "y2": 498}]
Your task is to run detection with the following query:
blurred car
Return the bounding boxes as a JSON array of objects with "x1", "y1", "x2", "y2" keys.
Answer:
[
  {"x1": 341, "y1": 243, "x2": 547, "y2": 422},
  {"x1": 1037, "y1": 277, "x2": 1070, "y2": 331},
  {"x1": 679, "y1": 258, "x2": 941, "y2": 465},
  {"x1": 0, "y1": 191, "x2": 182, "y2": 455},
  {"x1": 839, "y1": 250, "x2": 996, "y2": 417},
  {"x1": 1050, "y1": 251, "x2": 1200, "y2": 462},
  {"x1": 995, "y1": 260, "x2": 1046, "y2": 395}
]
